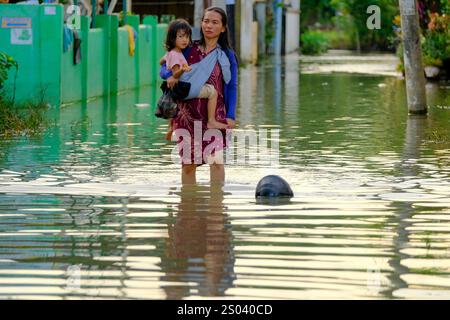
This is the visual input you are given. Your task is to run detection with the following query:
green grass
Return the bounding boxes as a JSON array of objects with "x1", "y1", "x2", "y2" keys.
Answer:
[
  {"x1": 426, "y1": 129, "x2": 450, "y2": 144},
  {"x1": 300, "y1": 30, "x2": 354, "y2": 55},
  {"x1": 0, "y1": 95, "x2": 49, "y2": 137},
  {"x1": 319, "y1": 30, "x2": 354, "y2": 50}
]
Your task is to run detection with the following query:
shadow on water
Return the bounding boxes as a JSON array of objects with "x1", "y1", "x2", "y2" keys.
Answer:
[{"x1": 387, "y1": 115, "x2": 428, "y2": 298}]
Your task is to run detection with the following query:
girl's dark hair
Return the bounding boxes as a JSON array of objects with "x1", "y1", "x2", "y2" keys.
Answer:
[
  {"x1": 165, "y1": 19, "x2": 192, "y2": 51},
  {"x1": 200, "y1": 6, "x2": 233, "y2": 51}
]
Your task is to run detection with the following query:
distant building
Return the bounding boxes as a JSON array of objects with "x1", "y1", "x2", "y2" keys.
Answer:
[{"x1": 129, "y1": 0, "x2": 300, "y2": 64}]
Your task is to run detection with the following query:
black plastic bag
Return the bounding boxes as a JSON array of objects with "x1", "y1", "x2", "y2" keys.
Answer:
[
  {"x1": 154, "y1": 81, "x2": 191, "y2": 119},
  {"x1": 155, "y1": 90, "x2": 178, "y2": 119}
]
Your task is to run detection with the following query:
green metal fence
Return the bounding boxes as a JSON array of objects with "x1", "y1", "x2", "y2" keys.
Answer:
[{"x1": 0, "y1": 4, "x2": 168, "y2": 106}]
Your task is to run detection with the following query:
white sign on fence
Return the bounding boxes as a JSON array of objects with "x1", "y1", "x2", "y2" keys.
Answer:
[
  {"x1": 11, "y1": 28, "x2": 33, "y2": 45},
  {"x1": 2, "y1": 17, "x2": 32, "y2": 29},
  {"x1": 44, "y1": 6, "x2": 57, "y2": 15}
]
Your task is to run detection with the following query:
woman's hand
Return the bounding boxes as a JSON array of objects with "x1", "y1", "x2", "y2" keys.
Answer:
[
  {"x1": 166, "y1": 76, "x2": 178, "y2": 89},
  {"x1": 226, "y1": 118, "x2": 236, "y2": 129}
]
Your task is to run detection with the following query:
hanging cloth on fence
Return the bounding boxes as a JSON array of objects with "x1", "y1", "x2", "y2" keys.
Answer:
[
  {"x1": 63, "y1": 25, "x2": 74, "y2": 52},
  {"x1": 124, "y1": 25, "x2": 136, "y2": 57},
  {"x1": 73, "y1": 29, "x2": 82, "y2": 65}
]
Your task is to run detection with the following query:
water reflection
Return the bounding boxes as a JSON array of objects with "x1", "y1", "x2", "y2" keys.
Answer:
[
  {"x1": 391, "y1": 115, "x2": 450, "y2": 299},
  {"x1": 387, "y1": 115, "x2": 427, "y2": 297},
  {"x1": 162, "y1": 185, "x2": 235, "y2": 299},
  {"x1": 272, "y1": 56, "x2": 283, "y2": 124},
  {"x1": 0, "y1": 53, "x2": 449, "y2": 299}
]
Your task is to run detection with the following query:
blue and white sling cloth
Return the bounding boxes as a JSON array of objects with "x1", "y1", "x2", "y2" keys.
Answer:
[{"x1": 179, "y1": 45, "x2": 232, "y2": 100}]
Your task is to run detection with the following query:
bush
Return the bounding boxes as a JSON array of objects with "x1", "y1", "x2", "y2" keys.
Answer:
[
  {"x1": 319, "y1": 30, "x2": 353, "y2": 49},
  {"x1": 1, "y1": 52, "x2": 48, "y2": 137},
  {"x1": 0, "y1": 52, "x2": 18, "y2": 90},
  {"x1": 422, "y1": 13, "x2": 450, "y2": 67},
  {"x1": 393, "y1": 9, "x2": 450, "y2": 78},
  {"x1": 0, "y1": 96, "x2": 48, "y2": 136},
  {"x1": 331, "y1": 0, "x2": 398, "y2": 51},
  {"x1": 300, "y1": 31, "x2": 330, "y2": 55},
  {"x1": 300, "y1": 0, "x2": 336, "y2": 30}
]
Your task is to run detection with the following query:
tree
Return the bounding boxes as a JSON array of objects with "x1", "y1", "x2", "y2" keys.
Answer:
[
  {"x1": 300, "y1": 0, "x2": 336, "y2": 30},
  {"x1": 331, "y1": 0, "x2": 398, "y2": 51}
]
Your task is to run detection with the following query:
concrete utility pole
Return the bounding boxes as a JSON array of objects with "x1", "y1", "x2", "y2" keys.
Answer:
[
  {"x1": 284, "y1": 0, "x2": 300, "y2": 54},
  {"x1": 255, "y1": 0, "x2": 266, "y2": 56},
  {"x1": 273, "y1": 0, "x2": 283, "y2": 57},
  {"x1": 240, "y1": 0, "x2": 254, "y2": 63},
  {"x1": 399, "y1": 0, "x2": 427, "y2": 114}
]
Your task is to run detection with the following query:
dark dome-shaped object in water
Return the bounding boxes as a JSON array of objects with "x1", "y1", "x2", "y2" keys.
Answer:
[{"x1": 255, "y1": 175, "x2": 294, "y2": 198}]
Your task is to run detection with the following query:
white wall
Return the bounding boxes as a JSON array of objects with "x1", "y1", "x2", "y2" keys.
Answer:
[{"x1": 285, "y1": 0, "x2": 300, "y2": 54}]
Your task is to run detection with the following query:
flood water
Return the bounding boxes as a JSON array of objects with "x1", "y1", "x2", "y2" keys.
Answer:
[{"x1": 0, "y1": 53, "x2": 449, "y2": 299}]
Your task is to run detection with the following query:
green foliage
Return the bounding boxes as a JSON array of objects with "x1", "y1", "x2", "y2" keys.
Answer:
[
  {"x1": 442, "y1": 0, "x2": 450, "y2": 14},
  {"x1": 320, "y1": 29, "x2": 353, "y2": 50},
  {"x1": 300, "y1": 0, "x2": 336, "y2": 30},
  {"x1": 1, "y1": 52, "x2": 47, "y2": 136},
  {"x1": 0, "y1": 52, "x2": 18, "y2": 90},
  {"x1": 160, "y1": 15, "x2": 176, "y2": 24},
  {"x1": 423, "y1": 34, "x2": 448, "y2": 67},
  {"x1": 422, "y1": 13, "x2": 450, "y2": 67},
  {"x1": 395, "y1": 42, "x2": 405, "y2": 73},
  {"x1": 301, "y1": 0, "x2": 399, "y2": 51},
  {"x1": 330, "y1": 0, "x2": 399, "y2": 51},
  {"x1": 300, "y1": 31, "x2": 330, "y2": 55},
  {"x1": 393, "y1": 3, "x2": 449, "y2": 77}
]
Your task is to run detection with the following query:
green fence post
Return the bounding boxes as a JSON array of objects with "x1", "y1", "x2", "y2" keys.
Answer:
[
  {"x1": 96, "y1": 14, "x2": 112, "y2": 97},
  {"x1": 124, "y1": 15, "x2": 140, "y2": 89},
  {"x1": 109, "y1": 14, "x2": 119, "y2": 94},
  {"x1": 80, "y1": 16, "x2": 89, "y2": 101},
  {"x1": 40, "y1": 4, "x2": 64, "y2": 107},
  {"x1": 143, "y1": 15, "x2": 158, "y2": 86}
]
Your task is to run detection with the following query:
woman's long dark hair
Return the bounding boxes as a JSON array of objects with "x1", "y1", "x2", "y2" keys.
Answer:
[{"x1": 200, "y1": 6, "x2": 233, "y2": 51}]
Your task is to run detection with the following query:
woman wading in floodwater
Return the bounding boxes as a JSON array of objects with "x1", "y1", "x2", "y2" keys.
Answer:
[{"x1": 160, "y1": 7, "x2": 238, "y2": 186}]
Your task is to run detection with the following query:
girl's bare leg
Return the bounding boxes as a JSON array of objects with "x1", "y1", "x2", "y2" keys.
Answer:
[
  {"x1": 166, "y1": 119, "x2": 174, "y2": 141},
  {"x1": 182, "y1": 164, "x2": 197, "y2": 185},
  {"x1": 207, "y1": 90, "x2": 227, "y2": 129}
]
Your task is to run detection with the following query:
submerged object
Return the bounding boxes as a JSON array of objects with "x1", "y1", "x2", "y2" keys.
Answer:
[{"x1": 255, "y1": 175, "x2": 294, "y2": 198}]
